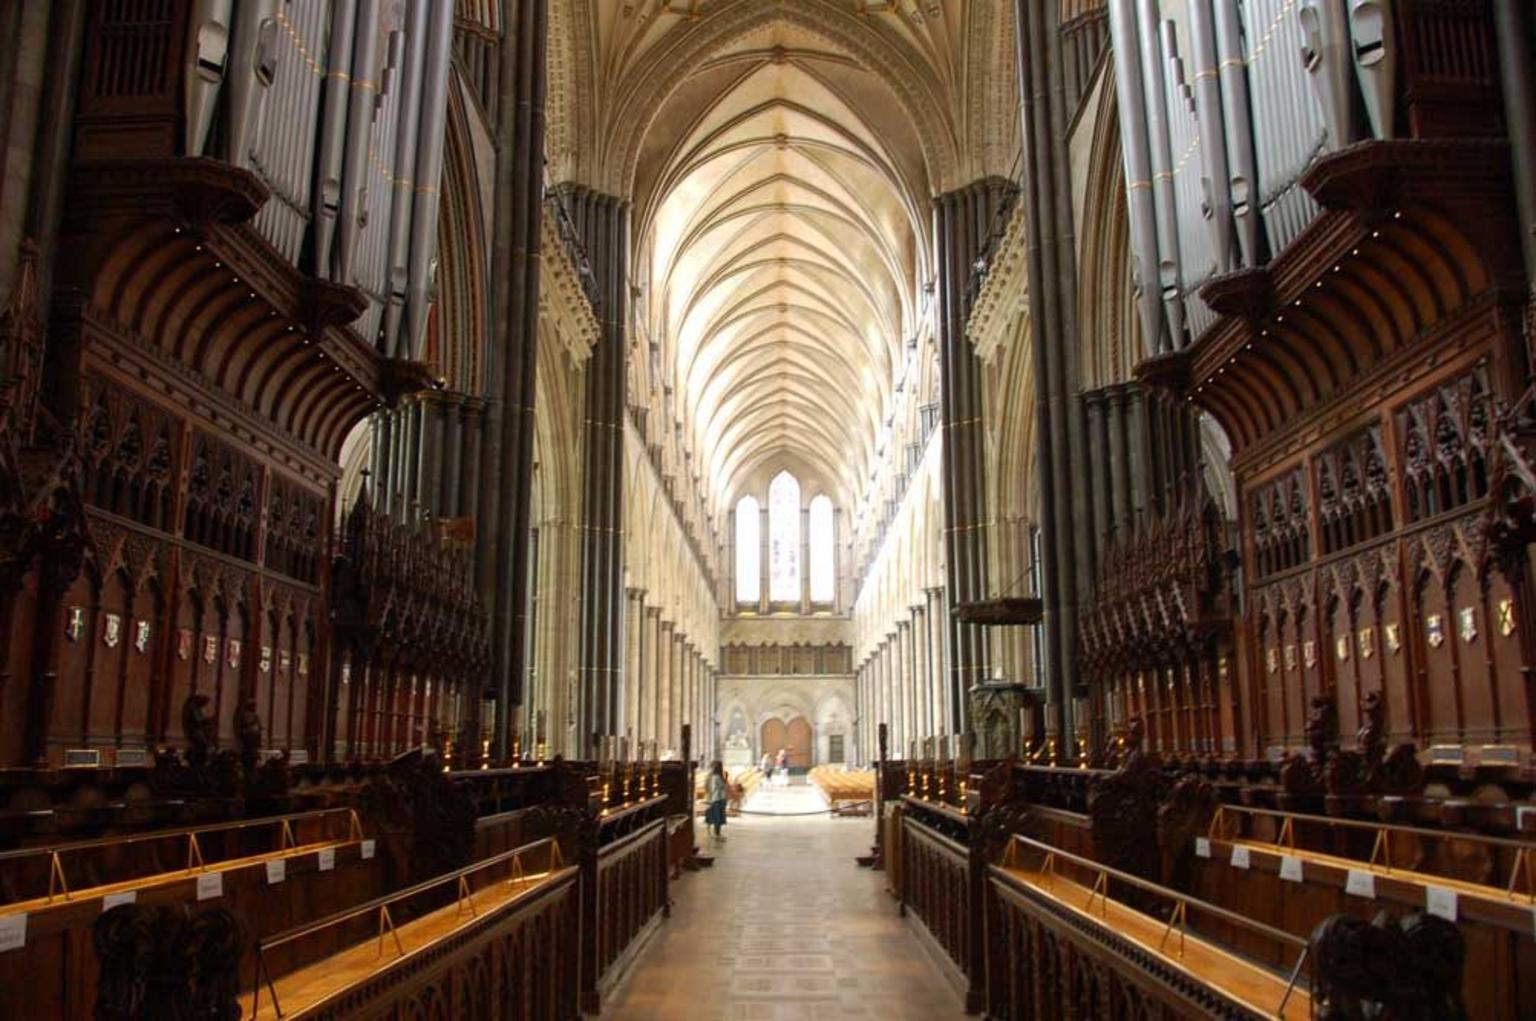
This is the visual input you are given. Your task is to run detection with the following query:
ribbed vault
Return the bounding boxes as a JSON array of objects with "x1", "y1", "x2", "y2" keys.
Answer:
[{"x1": 637, "y1": 22, "x2": 928, "y2": 514}]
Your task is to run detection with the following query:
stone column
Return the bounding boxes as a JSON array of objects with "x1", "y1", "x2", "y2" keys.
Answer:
[
  {"x1": 623, "y1": 589, "x2": 643, "y2": 742},
  {"x1": 568, "y1": 186, "x2": 629, "y2": 757},
  {"x1": 644, "y1": 607, "x2": 662, "y2": 744},
  {"x1": 658, "y1": 620, "x2": 674, "y2": 750},
  {"x1": 669, "y1": 630, "x2": 684, "y2": 754},
  {"x1": 925, "y1": 587, "x2": 946, "y2": 736},
  {"x1": 800, "y1": 503, "x2": 811, "y2": 614},
  {"x1": 1015, "y1": 0, "x2": 1093, "y2": 745},
  {"x1": 477, "y1": 0, "x2": 550, "y2": 759},
  {"x1": 897, "y1": 622, "x2": 913, "y2": 748},
  {"x1": 934, "y1": 178, "x2": 1015, "y2": 727}
]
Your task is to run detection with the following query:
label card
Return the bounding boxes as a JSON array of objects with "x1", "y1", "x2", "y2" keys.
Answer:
[
  {"x1": 318, "y1": 847, "x2": 336, "y2": 872},
  {"x1": 361, "y1": 839, "x2": 376, "y2": 860},
  {"x1": 1345, "y1": 869, "x2": 1376, "y2": 899},
  {"x1": 196, "y1": 871, "x2": 224, "y2": 901},
  {"x1": 1426, "y1": 885, "x2": 1458, "y2": 921},
  {"x1": 1279, "y1": 855, "x2": 1304, "y2": 883},
  {"x1": 1230, "y1": 844, "x2": 1251, "y2": 870},
  {"x1": 1517, "y1": 805, "x2": 1534, "y2": 832},
  {"x1": 102, "y1": 891, "x2": 137, "y2": 911},
  {"x1": 266, "y1": 859, "x2": 286, "y2": 885},
  {"x1": 1194, "y1": 837, "x2": 1211, "y2": 859},
  {"x1": 0, "y1": 914, "x2": 25, "y2": 953}
]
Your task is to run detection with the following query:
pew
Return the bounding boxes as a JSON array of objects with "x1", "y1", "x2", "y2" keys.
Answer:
[{"x1": 808, "y1": 765, "x2": 875, "y2": 812}]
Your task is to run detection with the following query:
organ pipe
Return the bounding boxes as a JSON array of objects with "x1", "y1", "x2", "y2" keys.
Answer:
[
  {"x1": 1107, "y1": 0, "x2": 1165, "y2": 356},
  {"x1": 1300, "y1": 0, "x2": 1358, "y2": 150},
  {"x1": 1136, "y1": 0, "x2": 1186, "y2": 347},
  {"x1": 382, "y1": 0, "x2": 430, "y2": 356},
  {"x1": 1187, "y1": 0, "x2": 1235, "y2": 274},
  {"x1": 185, "y1": 0, "x2": 233, "y2": 158},
  {"x1": 405, "y1": 0, "x2": 456, "y2": 360},
  {"x1": 314, "y1": 0, "x2": 358, "y2": 280},
  {"x1": 1349, "y1": 0, "x2": 1396, "y2": 140},
  {"x1": 1213, "y1": 0, "x2": 1260, "y2": 267},
  {"x1": 336, "y1": 0, "x2": 383, "y2": 288}
]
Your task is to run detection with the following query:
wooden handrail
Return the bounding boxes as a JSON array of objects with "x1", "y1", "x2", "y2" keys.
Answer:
[
  {"x1": 256, "y1": 836, "x2": 563, "y2": 953},
  {"x1": 0, "y1": 806, "x2": 359, "y2": 864},
  {"x1": 597, "y1": 815, "x2": 667, "y2": 864},
  {"x1": 995, "y1": 834, "x2": 1311, "y2": 1018},
  {"x1": 999, "y1": 834, "x2": 1308, "y2": 952},
  {"x1": 1209, "y1": 803, "x2": 1536, "y2": 898}
]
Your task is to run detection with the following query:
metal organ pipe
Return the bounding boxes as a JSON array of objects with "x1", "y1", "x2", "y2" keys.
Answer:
[
  {"x1": 315, "y1": 0, "x2": 358, "y2": 280},
  {"x1": 186, "y1": 0, "x2": 233, "y2": 158},
  {"x1": 1108, "y1": 0, "x2": 1166, "y2": 356},
  {"x1": 405, "y1": 0, "x2": 455, "y2": 361},
  {"x1": 1188, "y1": 0, "x2": 1234, "y2": 273},
  {"x1": 1160, "y1": 19, "x2": 1216, "y2": 338},
  {"x1": 1136, "y1": 0, "x2": 1187, "y2": 347},
  {"x1": 1213, "y1": 0, "x2": 1260, "y2": 266},
  {"x1": 383, "y1": 0, "x2": 429, "y2": 356},
  {"x1": 223, "y1": 0, "x2": 274, "y2": 167},
  {"x1": 1349, "y1": 0, "x2": 1396, "y2": 140},
  {"x1": 336, "y1": 0, "x2": 383, "y2": 288},
  {"x1": 1300, "y1": 0, "x2": 1358, "y2": 150}
]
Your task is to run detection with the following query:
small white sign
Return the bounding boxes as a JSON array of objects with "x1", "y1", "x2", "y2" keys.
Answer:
[
  {"x1": 196, "y1": 871, "x2": 224, "y2": 901},
  {"x1": 361, "y1": 839, "x2": 376, "y2": 860},
  {"x1": 1518, "y1": 805, "x2": 1534, "y2": 831},
  {"x1": 1194, "y1": 837, "x2": 1211, "y2": 859},
  {"x1": 1279, "y1": 855, "x2": 1304, "y2": 883},
  {"x1": 102, "y1": 891, "x2": 137, "y2": 911},
  {"x1": 0, "y1": 913, "x2": 26, "y2": 953},
  {"x1": 317, "y1": 848, "x2": 335, "y2": 872},
  {"x1": 1345, "y1": 869, "x2": 1376, "y2": 899},
  {"x1": 266, "y1": 859, "x2": 286, "y2": 885},
  {"x1": 1426, "y1": 885, "x2": 1458, "y2": 921},
  {"x1": 1230, "y1": 844, "x2": 1251, "y2": 870}
]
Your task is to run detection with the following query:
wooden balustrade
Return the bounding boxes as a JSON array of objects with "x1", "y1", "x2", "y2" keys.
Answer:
[{"x1": 899, "y1": 804, "x2": 980, "y2": 1010}]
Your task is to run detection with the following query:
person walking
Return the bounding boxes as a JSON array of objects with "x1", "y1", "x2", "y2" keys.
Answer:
[
  {"x1": 704, "y1": 760, "x2": 729, "y2": 841},
  {"x1": 759, "y1": 750, "x2": 773, "y2": 780},
  {"x1": 775, "y1": 747, "x2": 789, "y2": 785}
]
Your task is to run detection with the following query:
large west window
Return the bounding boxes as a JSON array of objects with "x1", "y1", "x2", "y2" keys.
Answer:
[
  {"x1": 735, "y1": 495, "x2": 760, "y2": 604},
  {"x1": 768, "y1": 471, "x2": 801, "y2": 602},
  {"x1": 808, "y1": 494, "x2": 835, "y2": 603}
]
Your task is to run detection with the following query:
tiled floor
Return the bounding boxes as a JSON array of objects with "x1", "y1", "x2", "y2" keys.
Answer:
[{"x1": 603, "y1": 792, "x2": 968, "y2": 1021}]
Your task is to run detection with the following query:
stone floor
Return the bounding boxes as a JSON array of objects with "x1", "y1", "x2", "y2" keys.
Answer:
[{"x1": 603, "y1": 791, "x2": 968, "y2": 1021}]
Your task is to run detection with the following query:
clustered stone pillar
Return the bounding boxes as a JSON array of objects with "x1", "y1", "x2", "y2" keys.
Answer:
[
  {"x1": 1015, "y1": 0, "x2": 1089, "y2": 748},
  {"x1": 934, "y1": 177, "x2": 1017, "y2": 731},
  {"x1": 566, "y1": 186, "x2": 629, "y2": 756},
  {"x1": 467, "y1": 0, "x2": 548, "y2": 760}
]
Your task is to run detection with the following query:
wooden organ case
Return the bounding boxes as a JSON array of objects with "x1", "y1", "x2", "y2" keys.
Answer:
[
  {"x1": 0, "y1": 0, "x2": 483, "y2": 776},
  {"x1": 1099, "y1": 0, "x2": 1536, "y2": 790}
]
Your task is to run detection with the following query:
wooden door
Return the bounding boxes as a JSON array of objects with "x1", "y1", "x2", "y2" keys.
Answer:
[
  {"x1": 760, "y1": 718, "x2": 787, "y2": 762},
  {"x1": 786, "y1": 716, "x2": 812, "y2": 768}
]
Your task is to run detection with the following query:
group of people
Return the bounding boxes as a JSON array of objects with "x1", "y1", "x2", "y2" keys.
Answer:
[{"x1": 701, "y1": 747, "x2": 791, "y2": 841}]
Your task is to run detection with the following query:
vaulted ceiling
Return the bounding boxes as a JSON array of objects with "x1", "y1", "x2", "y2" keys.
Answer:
[{"x1": 549, "y1": 0, "x2": 1019, "y2": 521}]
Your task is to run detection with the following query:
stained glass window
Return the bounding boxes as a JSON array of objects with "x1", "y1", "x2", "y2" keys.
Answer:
[{"x1": 768, "y1": 471, "x2": 801, "y2": 602}]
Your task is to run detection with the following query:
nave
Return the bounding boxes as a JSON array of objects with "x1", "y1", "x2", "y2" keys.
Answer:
[
  {"x1": 1, "y1": 0, "x2": 1535, "y2": 1017},
  {"x1": 606, "y1": 796, "x2": 967, "y2": 1021}
]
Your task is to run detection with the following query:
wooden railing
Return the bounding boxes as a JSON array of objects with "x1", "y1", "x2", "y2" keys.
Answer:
[
  {"x1": 1205, "y1": 802, "x2": 1536, "y2": 903},
  {"x1": 250, "y1": 837, "x2": 578, "y2": 1020},
  {"x1": 988, "y1": 835, "x2": 1313, "y2": 1020},
  {"x1": 0, "y1": 807, "x2": 362, "y2": 907}
]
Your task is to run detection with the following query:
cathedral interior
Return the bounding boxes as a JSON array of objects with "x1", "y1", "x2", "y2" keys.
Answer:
[{"x1": 0, "y1": 0, "x2": 1534, "y2": 1017}]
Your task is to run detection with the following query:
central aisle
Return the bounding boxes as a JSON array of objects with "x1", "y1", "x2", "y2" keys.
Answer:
[{"x1": 604, "y1": 803, "x2": 968, "y2": 1021}]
